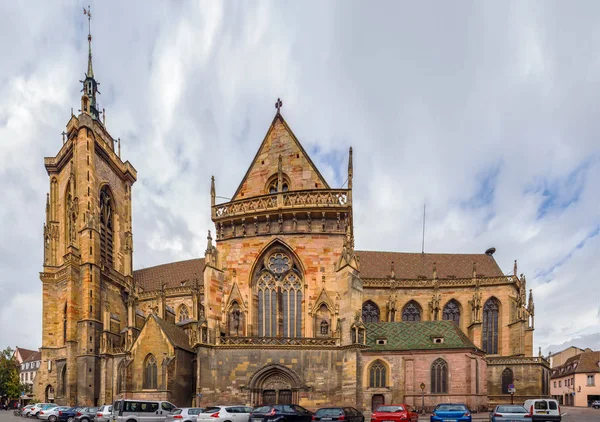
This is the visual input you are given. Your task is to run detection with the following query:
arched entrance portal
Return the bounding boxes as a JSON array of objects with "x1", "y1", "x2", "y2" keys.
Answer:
[
  {"x1": 248, "y1": 364, "x2": 307, "y2": 406},
  {"x1": 45, "y1": 385, "x2": 55, "y2": 403}
]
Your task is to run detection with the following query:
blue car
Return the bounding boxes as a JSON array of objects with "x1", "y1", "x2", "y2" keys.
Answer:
[{"x1": 430, "y1": 403, "x2": 471, "y2": 422}]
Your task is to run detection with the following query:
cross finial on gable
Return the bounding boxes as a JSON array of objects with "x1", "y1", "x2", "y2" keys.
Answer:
[{"x1": 275, "y1": 98, "x2": 283, "y2": 113}]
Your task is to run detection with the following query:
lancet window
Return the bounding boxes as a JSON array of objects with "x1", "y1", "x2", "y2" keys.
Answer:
[
  {"x1": 402, "y1": 301, "x2": 422, "y2": 321},
  {"x1": 369, "y1": 360, "x2": 387, "y2": 388},
  {"x1": 255, "y1": 250, "x2": 303, "y2": 337},
  {"x1": 501, "y1": 368, "x2": 513, "y2": 394},
  {"x1": 143, "y1": 354, "x2": 157, "y2": 390},
  {"x1": 482, "y1": 298, "x2": 500, "y2": 354},
  {"x1": 442, "y1": 299, "x2": 461, "y2": 325},
  {"x1": 100, "y1": 186, "x2": 114, "y2": 268},
  {"x1": 362, "y1": 301, "x2": 380, "y2": 323},
  {"x1": 431, "y1": 358, "x2": 448, "y2": 393},
  {"x1": 178, "y1": 304, "x2": 189, "y2": 322}
]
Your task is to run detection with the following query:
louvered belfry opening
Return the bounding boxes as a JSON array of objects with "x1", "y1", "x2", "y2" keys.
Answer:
[{"x1": 100, "y1": 186, "x2": 114, "y2": 268}]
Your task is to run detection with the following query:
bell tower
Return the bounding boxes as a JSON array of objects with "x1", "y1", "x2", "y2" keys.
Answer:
[{"x1": 36, "y1": 6, "x2": 137, "y2": 406}]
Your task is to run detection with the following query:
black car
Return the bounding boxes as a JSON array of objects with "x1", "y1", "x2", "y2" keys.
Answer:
[
  {"x1": 250, "y1": 405, "x2": 312, "y2": 422},
  {"x1": 313, "y1": 408, "x2": 364, "y2": 422},
  {"x1": 73, "y1": 407, "x2": 98, "y2": 422}
]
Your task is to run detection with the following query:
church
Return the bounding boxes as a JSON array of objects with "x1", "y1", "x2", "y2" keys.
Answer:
[{"x1": 33, "y1": 22, "x2": 550, "y2": 412}]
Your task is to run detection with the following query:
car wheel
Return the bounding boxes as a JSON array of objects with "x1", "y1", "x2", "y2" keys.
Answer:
[
  {"x1": 67, "y1": 417, "x2": 74, "y2": 422},
  {"x1": 49, "y1": 416, "x2": 57, "y2": 422}
]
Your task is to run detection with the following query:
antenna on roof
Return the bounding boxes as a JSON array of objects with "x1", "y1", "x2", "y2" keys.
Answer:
[{"x1": 421, "y1": 203, "x2": 426, "y2": 254}]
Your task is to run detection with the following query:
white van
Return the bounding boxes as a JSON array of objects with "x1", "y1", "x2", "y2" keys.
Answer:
[
  {"x1": 522, "y1": 399, "x2": 561, "y2": 422},
  {"x1": 111, "y1": 399, "x2": 177, "y2": 422}
]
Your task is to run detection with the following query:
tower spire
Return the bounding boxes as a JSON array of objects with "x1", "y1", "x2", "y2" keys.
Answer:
[
  {"x1": 84, "y1": 5, "x2": 94, "y2": 78},
  {"x1": 80, "y1": 5, "x2": 101, "y2": 121}
]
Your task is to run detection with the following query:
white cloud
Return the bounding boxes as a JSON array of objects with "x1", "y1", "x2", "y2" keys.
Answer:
[{"x1": 0, "y1": 1, "x2": 598, "y2": 354}]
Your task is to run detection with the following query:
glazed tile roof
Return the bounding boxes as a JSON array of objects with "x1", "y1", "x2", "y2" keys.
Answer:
[
  {"x1": 551, "y1": 351, "x2": 600, "y2": 378},
  {"x1": 355, "y1": 250, "x2": 505, "y2": 279},
  {"x1": 134, "y1": 258, "x2": 205, "y2": 291},
  {"x1": 365, "y1": 321, "x2": 478, "y2": 351},
  {"x1": 151, "y1": 314, "x2": 194, "y2": 353}
]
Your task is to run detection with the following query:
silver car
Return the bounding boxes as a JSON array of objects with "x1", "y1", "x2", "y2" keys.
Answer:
[
  {"x1": 489, "y1": 405, "x2": 531, "y2": 422},
  {"x1": 96, "y1": 405, "x2": 113, "y2": 422},
  {"x1": 166, "y1": 408, "x2": 204, "y2": 422},
  {"x1": 197, "y1": 406, "x2": 253, "y2": 422},
  {"x1": 39, "y1": 407, "x2": 71, "y2": 422}
]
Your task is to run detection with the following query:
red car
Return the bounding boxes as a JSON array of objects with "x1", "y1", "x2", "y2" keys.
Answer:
[{"x1": 370, "y1": 404, "x2": 419, "y2": 422}]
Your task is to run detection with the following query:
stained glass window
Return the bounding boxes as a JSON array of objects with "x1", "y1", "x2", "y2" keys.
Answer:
[
  {"x1": 369, "y1": 360, "x2": 387, "y2": 388},
  {"x1": 143, "y1": 354, "x2": 157, "y2": 389},
  {"x1": 402, "y1": 301, "x2": 421, "y2": 321},
  {"x1": 362, "y1": 301, "x2": 380, "y2": 323},
  {"x1": 431, "y1": 358, "x2": 448, "y2": 393},
  {"x1": 442, "y1": 300, "x2": 460, "y2": 325},
  {"x1": 483, "y1": 298, "x2": 499, "y2": 354}
]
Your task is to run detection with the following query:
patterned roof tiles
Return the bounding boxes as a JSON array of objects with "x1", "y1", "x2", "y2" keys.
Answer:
[{"x1": 134, "y1": 258, "x2": 205, "y2": 291}]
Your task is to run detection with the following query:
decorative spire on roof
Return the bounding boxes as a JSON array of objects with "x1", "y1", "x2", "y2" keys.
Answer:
[
  {"x1": 275, "y1": 97, "x2": 283, "y2": 114},
  {"x1": 528, "y1": 288, "x2": 534, "y2": 315},
  {"x1": 390, "y1": 260, "x2": 395, "y2": 279},
  {"x1": 348, "y1": 147, "x2": 353, "y2": 190},
  {"x1": 210, "y1": 176, "x2": 216, "y2": 207},
  {"x1": 433, "y1": 262, "x2": 437, "y2": 280},
  {"x1": 514, "y1": 259, "x2": 518, "y2": 277},
  {"x1": 80, "y1": 5, "x2": 101, "y2": 121}
]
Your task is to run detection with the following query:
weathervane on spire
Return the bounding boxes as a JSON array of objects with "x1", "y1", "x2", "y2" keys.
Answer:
[{"x1": 275, "y1": 98, "x2": 283, "y2": 113}]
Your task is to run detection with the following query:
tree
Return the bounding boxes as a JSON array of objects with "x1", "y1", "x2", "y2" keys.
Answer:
[{"x1": 0, "y1": 347, "x2": 22, "y2": 399}]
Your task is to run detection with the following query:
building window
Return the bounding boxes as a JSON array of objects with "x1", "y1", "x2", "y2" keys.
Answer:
[
  {"x1": 143, "y1": 354, "x2": 157, "y2": 389},
  {"x1": 117, "y1": 360, "x2": 126, "y2": 393},
  {"x1": 58, "y1": 365, "x2": 67, "y2": 397},
  {"x1": 501, "y1": 368, "x2": 514, "y2": 394},
  {"x1": 63, "y1": 302, "x2": 67, "y2": 345},
  {"x1": 475, "y1": 359, "x2": 480, "y2": 394},
  {"x1": 100, "y1": 186, "x2": 114, "y2": 269},
  {"x1": 587, "y1": 375, "x2": 594, "y2": 386},
  {"x1": 442, "y1": 299, "x2": 461, "y2": 325},
  {"x1": 431, "y1": 358, "x2": 448, "y2": 394},
  {"x1": 362, "y1": 301, "x2": 380, "y2": 323},
  {"x1": 369, "y1": 360, "x2": 387, "y2": 388},
  {"x1": 255, "y1": 249, "x2": 303, "y2": 338},
  {"x1": 482, "y1": 298, "x2": 500, "y2": 354},
  {"x1": 559, "y1": 380, "x2": 562, "y2": 387},
  {"x1": 402, "y1": 301, "x2": 421, "y2": 321},
  {"x1": 178, "y1": 304, "x2": 189, "y2": 322},
  {"x1": 554, "y1": 381, "x2": 556, "y2": 388}
]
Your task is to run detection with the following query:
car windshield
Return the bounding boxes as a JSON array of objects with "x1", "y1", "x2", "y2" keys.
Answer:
[
  {"x1": 202, "y1": 407, "x2": 221, "y2": 413},
  {"x1": 252, "y1": 406, "x2": 272, "y2": 413},
  {"x1": 497, "y1": 406, "x2": 527, "y2": 413},
  {"x1": 376, "y1": 406, "x2": 404, "y2": 413},
  {"x1": 436, "y1": 405, "x2": 467, "y2": 411},
  {"x1": 315, "y1": 409, "x2": 343, "y2": 416},
  {"x1": 172, "y1": 410, "x2": 183, "y2": 415}
]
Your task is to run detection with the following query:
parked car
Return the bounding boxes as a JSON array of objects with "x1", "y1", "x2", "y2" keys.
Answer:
[
  {"x1": 58, "y1": 407, "x2": 86, "y2": 422},
  {"x1": 522, "y1": 399, "x2": 561, "y2": 422},
  {"x1": 430, "y1": 403, "x2": 471, "y2": 422},
  {"x1": 21, "y1": 405, "x2": 35, "y2": 417},
  {"x1": 591, "y1": 400, "x2": 600, "y2": 409},
  {"x1": 489, "y1": 405, "x2": 531, "y2": 422},
  {"x1": 111, "y1": 399, "x2": 177, "y2": 422},
  {"x1": 39, "y1": 407, "x2": 71, "y2": 422},
  {"x1": 166, "y1": 408, "x2": 205, "y2": 422},
  {"x1": 249, "y1": 405, "x2": 312, "y2": 422},
  {"x1": 313, "y1": 407, "x2": 364, "y2": 422},
  {"x1": 95, "y1": 405, "x2": 113, "y2": 422},
  {"x1": 73, "y1": 407, "x2": 98, "y2": 422},
  {"x1": 31, "y1": 404, "x2": 58, "y2": 418},
  {"x1": 197, "y1": 406, "x2": 254, "y2": 422},
  {"x1": 370, "y1": 404, "x2": 418, "y2": 422}
]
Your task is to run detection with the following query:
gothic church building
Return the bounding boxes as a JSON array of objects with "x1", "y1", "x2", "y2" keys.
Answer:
[{"x1": 34, "y1": 29, "x2": 550, "y2": 412}]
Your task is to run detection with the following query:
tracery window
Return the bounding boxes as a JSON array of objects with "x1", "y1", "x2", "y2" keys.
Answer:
[
  {"x1": 178, "y1": 304, "x2": 189, "y2": 322},
  {"x1": 431, "y1": 358, "x2": 448, "y2": 393},
  {"x1": 100, "y1": 186, "x2": 114, "y2": 268},
  {"x1": 256, "y1": 249, "x2": 303, "y2": 337},
  {"x1": 117, "y1": 360, "x2": 126, "y2": 393},
  {"x1": 402, "y1": 301, "x2": 421, "y2": 321},
  {"x1": 143, "y1": 354, "x2": 157, "y2": 389},
  {"x1": 442, "y1": 300, "x2": 461, "y2": 325},
  {"x1": 501, "y1": 368, "x2": 513, "y2": 394},
  {"x1": 369, "y1": 360, "x2": 387, "y2": 388},
  {"x1": 482, "y1": 298, "x2": 500, "y2": 354},
  {"x1": 362, "y1": 301, "x2": 380, "y2": 323}
]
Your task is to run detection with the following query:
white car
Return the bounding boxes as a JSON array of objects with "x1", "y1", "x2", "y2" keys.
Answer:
[
  {"x1": 95, "y1": 405, "x2": 113, "y2": 422},
  {"x1": 523, "y1": 399, "x2": 561, "y2": 422},
  {"x1": 21, "y1": 405, "x2": 35, "y2": 417},
  {"x1": 39, "y1": 406, "x2": 70, "y2": 422},
  {"x1": 165, "y1": 408, "x2": 204, "y2": 422},
  {"x1": 30, "y1": 404, "x2": 58, "y2": 418},
  {"x1": 197, "y1": 406, "x2": 254, "y2": 422}
]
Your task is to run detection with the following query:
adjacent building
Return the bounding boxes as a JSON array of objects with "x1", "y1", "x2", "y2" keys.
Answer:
[
  {"x1": 14, "y1": 348, "x2": 42, "y2": 403},
  {"x1": 550, "y1": 350, "x2": 600, "y2": 406},
  {"x1": 33, "y1": 21, "x2": 550, "y2": 411}
]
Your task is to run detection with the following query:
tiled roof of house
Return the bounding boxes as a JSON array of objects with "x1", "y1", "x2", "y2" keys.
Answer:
[
  {"x1": 134, "y1": 258, "x2": 205, "y2": 291},
  {"x1": 22, "y1": 351, "x2": 41, "y2": 363},
  {"x1": 551, "y1": 351, "x2": 600, "y2": 378},
  {"x1": 355, "y1": 250, "x2": 505, "y2": 279},
  {"x1": 14, "y1": 347, "x2": 38, "y2": 362},
  {"x1": 365, "y1": 321, "x2": 478, "y2": 351},
  {"x1": 151, "y1": 314, "x2": 194, "y2": 353}
]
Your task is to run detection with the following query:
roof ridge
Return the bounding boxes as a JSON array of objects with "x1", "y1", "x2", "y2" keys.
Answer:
[{"x1": 134, "y1": 257, "x2": 204, "y2": 273}]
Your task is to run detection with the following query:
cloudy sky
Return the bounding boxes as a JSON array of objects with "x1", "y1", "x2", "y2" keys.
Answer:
[{"x1": 0, "y1": 1, "x2": 598, "y2": 355}]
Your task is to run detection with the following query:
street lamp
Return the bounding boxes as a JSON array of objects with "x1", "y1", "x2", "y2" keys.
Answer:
[{"x1": 420, "y1": 383, "x2": 426, "y2": 413}]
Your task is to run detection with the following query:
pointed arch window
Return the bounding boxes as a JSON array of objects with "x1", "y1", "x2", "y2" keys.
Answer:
[
  {"x1": 431, "y1": 358, "x2": 448, "y2": 393},
  {"x1": 483, "y1": 298, "x2": 500, "y2": 354},
  {"x1": 63, "y1": 302, "x2": 67, "y2": 345},
  {"x1": 117, "y1": 360, "x2": 126, "y2": 393},
  {"x1": 442, "y1": 300, "x2": 461, "y2": 325},
  {"x1": 255, "y1": 249, "x2": 303, "y2": 338},
  {"x1": 100, "y1": 186, "x2": 114, "y2": 268},
  {"x1": 362, "y1": 301, "x2": 380, "y2": 323},
  {"x1": 369, "y1": 360, "x2": 387, "y2": 388},
  {"x1": 143, "y1": 354, "x2": 157, "y2": 389},
  {"x1": 58, "y1": 365, "x2": 67, "y2": 397},
  {"x1": 402, "y1": 301, "x2": 421, "y2": 321},
  {"x1": 501, "y1": 368, "x2": 513, "y2": 394},
  {"x1": 178, "y1": 304, "x2": 189, "y2": 322}
]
